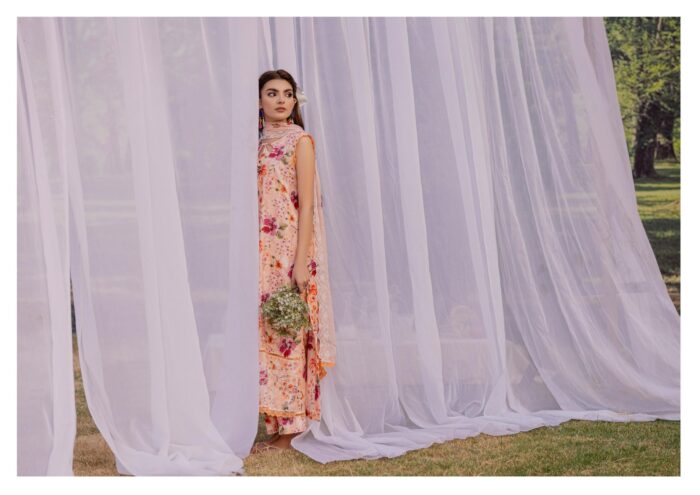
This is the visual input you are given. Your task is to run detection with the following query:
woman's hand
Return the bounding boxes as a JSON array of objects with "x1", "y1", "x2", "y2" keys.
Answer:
[{"x1": 292, "y1": 262, "x2": 310, "y2": 298}]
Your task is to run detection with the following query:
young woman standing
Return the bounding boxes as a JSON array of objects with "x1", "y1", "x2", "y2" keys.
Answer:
[{"x1": 253, "y1": 70, "x2": 336, "y2": 453}]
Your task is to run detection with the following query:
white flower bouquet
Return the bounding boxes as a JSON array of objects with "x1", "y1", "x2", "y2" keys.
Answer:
[{"x1": 260, "y1": 284, "x2": 311, "y2": 338}]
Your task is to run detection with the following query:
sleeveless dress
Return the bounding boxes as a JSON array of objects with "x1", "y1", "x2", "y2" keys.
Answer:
[{"x1": 257, "y1": 119, "x2": 336, "y2": 435}]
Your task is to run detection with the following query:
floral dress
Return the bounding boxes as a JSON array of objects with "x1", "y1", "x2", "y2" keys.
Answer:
[{"x1": 258, "y1": 119, "x2": 336, "y2": 435}]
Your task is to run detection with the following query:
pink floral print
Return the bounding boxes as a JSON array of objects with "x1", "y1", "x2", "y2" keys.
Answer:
[{"x1": 258, "y1": 127, "x2": 327, "y2": 435}]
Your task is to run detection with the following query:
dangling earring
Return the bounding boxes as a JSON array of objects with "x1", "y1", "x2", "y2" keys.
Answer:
[{"x1": 259, "y1": 107, "x2": 264, "y2": 132}]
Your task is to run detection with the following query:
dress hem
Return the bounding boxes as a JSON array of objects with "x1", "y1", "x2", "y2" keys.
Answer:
[{"x1": 259, "y1": 405, "x2": 320, "y2": 421}]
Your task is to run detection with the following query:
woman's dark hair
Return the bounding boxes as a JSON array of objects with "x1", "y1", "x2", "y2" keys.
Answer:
[{"x1": 258, "y1": 69, "x2": 305, "y2": 135}]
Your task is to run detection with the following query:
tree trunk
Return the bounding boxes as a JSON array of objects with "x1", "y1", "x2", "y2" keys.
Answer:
[
  {"x1": 655, "y1": 109, "x2": 678, "y2": 161},
  {"x1": 633, "y1": 98, "x2": 661, "y2": 178}
]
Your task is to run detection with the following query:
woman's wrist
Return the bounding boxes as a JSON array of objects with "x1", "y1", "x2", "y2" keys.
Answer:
[{"x1": 294, "y1": 245, "x2": 311, "y2": 267}]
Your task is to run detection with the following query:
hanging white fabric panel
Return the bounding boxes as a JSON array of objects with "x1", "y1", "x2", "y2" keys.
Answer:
[
  {"x1": 17, "y1": 22, "x2": 75, "y2": 475},
  {"x1": 17, "y1": 16, "x2": 679, "y2": 473}
]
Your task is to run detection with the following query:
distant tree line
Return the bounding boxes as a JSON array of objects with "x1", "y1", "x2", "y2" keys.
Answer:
[{"x1": 604, "y1": 17, "x2": 680, "y2": 178}]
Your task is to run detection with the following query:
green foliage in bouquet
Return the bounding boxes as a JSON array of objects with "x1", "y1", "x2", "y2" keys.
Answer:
[{"x1": 260, "y1": 284, "x2": 311, "y2": 338}]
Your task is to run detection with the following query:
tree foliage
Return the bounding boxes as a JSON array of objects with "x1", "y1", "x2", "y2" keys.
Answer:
[{"x1": 604, "y1": 17, "x2": 680, "y2": 176}]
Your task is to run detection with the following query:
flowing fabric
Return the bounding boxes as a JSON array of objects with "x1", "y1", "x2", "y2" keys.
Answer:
[
  {"x1": 17, "y1": 17, "x2": 679, "y2": 474},
  {"x1": 18, "y1": 28, "x2": 75, "y2": 475}
]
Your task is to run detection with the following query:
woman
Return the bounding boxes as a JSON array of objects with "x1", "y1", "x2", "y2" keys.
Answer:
[{"x1": 253, "y1": 70, "x2": 336, "y2": 453}]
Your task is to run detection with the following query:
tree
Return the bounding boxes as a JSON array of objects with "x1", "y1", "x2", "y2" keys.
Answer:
[{"x1": 605, "y1": 17, "x2": 680, "y2": 178}]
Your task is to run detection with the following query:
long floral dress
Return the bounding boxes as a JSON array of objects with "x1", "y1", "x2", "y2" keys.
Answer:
[{"x1": 257, "y1": 119, "x2": 336, "y2": 435}]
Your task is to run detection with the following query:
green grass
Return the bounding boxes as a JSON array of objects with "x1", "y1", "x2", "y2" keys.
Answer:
[
  {"x1": 72, "y1": 159, "x2": 680, "y2": 476},
  {"x1": 245, "y1": 418, "x2": 679, "y2": 475},
  {"x1": 634, "y1": 160, "x2": 680, "y2": 312}
]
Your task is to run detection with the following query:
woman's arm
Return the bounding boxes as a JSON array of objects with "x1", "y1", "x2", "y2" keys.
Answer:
[{"x1": 294, "y1": 135, "x2": 315, "y2": 271}]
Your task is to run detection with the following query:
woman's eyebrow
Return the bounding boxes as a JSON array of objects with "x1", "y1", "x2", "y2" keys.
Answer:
[{"x1": 266, "y1": 88, "x2": 292, "y2": 92}]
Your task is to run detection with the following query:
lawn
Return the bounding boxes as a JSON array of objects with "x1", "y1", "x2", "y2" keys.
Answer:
[
  {"x1": 634, "y1": 160, "x2": 681, "y2": 312},
  {"x1": 71, "y1": 160, "x2": 681, "y2": 476}
]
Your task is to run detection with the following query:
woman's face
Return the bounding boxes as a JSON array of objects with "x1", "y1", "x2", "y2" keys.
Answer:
[{"x1": 260, "y1": 79, "x2": 296, "y2": 123}]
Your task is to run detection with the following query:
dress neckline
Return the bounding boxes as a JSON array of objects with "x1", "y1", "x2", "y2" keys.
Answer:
[{"x1": 260, "y1": 119, "x2": 302, "y2": 142}]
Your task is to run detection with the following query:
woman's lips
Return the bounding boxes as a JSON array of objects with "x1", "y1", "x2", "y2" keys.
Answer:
[{"x1": 276, "y1": 108, "x2": 286, "y2": 112}]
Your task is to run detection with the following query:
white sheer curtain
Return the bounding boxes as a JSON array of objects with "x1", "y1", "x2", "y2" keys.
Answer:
[
  {"x1": 18, "y1": 25, "x2": 75, "y2": 475},
  {"x1": 17, "y1": 17, "x2": 679, "y2": 474}
]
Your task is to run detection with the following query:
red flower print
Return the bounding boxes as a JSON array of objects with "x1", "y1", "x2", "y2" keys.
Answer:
[
  {"x1": 287, "y1": 263, "x2": 294, "y2": 279},
  {"x1": 269, "y1": 146, "x2": 284, "y2": 159},
  {"x1": 291, "y1": 191, "x2": 299, "y2": 209},
  {"x1": 259, "y1": 369, "x2": 268, "y2": 385},
  {"x1": 279, "y1": 416, "x2": 294, "y2": 425},
  {"x1": 314, "y1": 383, "x2": 320, "y2": 400},
  {"x1": 308, "y1": 259, "x2": 317, "y2": 276},
  {"x1": 279, "y1": 338, "x2": 295, "y2": 357},
  {"x1": 261, "y1": 292, "x2": 270, "y2": 303},
  {"x1": 261, "y1": 216, "x2": 277, "y2": 235}
]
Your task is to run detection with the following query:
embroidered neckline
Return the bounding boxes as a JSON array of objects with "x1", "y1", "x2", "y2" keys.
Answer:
[{"x1": 260, "y1": 119, "x2": 302, "y2": 142}]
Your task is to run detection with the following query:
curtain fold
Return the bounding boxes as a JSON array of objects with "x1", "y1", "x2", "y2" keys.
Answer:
[
  {"x1": 17, "y1": 21, "x2": 75, "y2": 475},
  {"x1": 18, "y1": 16, "x2": 679, "y2": 473}
]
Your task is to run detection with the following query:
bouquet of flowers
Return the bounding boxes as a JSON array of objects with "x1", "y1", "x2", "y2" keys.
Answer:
[{"x1": 260, "y1": 284, "x2": 311, "y2": 338}]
